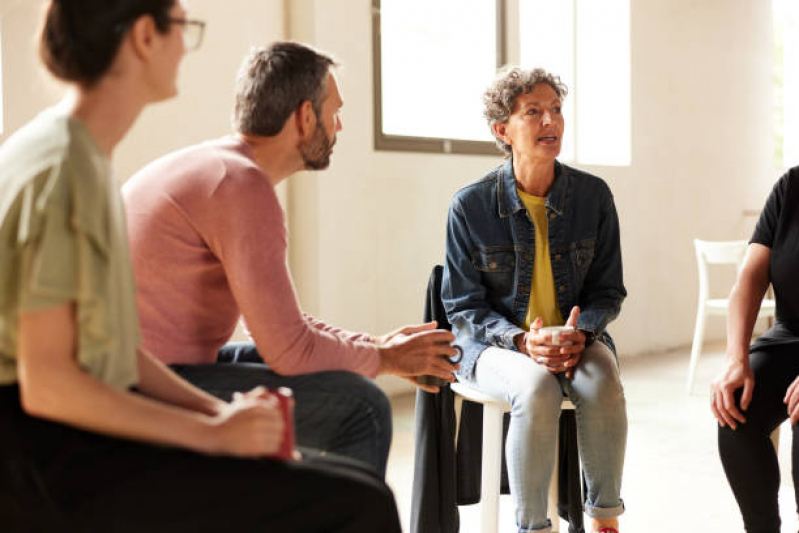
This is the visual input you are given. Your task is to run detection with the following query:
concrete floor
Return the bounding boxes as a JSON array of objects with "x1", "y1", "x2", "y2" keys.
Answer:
[{"x1": 386, "y1": 343, "x2": 798, "y2": 532}]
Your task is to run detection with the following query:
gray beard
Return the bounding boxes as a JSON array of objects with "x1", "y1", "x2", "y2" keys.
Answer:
[{"x1": 300, "y1": 122, "x2": 334, "y2": 170}]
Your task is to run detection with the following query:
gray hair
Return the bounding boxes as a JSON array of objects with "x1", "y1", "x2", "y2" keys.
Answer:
[
  {"x1": 233, "y1": 41, "x2": 337, "y2": 136},
  {"x1": 483, "y1": 66, "x2": 568, "y2": 157}
]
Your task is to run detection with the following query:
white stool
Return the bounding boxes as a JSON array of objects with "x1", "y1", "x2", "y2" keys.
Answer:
[{"x1": 451, "y1": 381, "x2": 576, "y2": 533}]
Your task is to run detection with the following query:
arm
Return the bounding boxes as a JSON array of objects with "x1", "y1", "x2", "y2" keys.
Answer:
[
  {"x1": 303, "y1": 313, "x2": 374, "y2": 343},
  {"x1": 442, "y1": 201, "x2": 526, "y2": 350},
  {"x1": 18, "y1": 303, "x2": 284, "y2": 457},
  {"x1": 205, "y1": 174, "x2": 381, "y2": 377},
  {"x1": 135, "y1": 346, "x2": 222, "y2": 416},
  {"x1": 209, "y1": 174, "x2": 456, "y2": 381},
  {"x1": 576, "y1": 190, "x2": 626, "y2": 336},
  {"x1": 710, "y1": 243, "x2": 770, "y2": 428}
]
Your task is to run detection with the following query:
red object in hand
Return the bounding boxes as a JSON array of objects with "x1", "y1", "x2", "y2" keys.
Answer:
[{"x1": 271, "y1": 387, "x2": 296, "y2": 461}]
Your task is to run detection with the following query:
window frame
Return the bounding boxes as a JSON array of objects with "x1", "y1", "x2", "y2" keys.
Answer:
[
  {"x1": 370, "y1": 0, "x2": 505, "y2": 156},
  {"x1": 371, "y1": 0, "x2": 631, "y2": 166}
]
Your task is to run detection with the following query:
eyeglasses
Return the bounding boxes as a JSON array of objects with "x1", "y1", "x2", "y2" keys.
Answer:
[{"x1": 167, "y1": 18, "x2": 206, "y2": 51}]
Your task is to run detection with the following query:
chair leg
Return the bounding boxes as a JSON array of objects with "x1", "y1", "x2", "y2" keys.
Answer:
[
  {"x1": 771, "y1": 424, "x2": 780, "y2": 452},
  {"x1": 548, "y1": 429, "x2": 560, "y2": 532},
  {"x1": 481, "y1": 403, "x2": 504, "y2": 533},
  {"x1": 687, "y1": 307, "x2": 707, "y2": 395}
]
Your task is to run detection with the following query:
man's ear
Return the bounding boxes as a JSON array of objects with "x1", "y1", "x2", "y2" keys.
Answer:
[
  {"x1": 492, "y1": 122, "x2": 509, "y2": 144},
  {"x1": 295, "y1": 100, "x2": 317, "y2": 138},
  {"x1": 127, "y1": 14, "x2": 158, "y2": 61}
]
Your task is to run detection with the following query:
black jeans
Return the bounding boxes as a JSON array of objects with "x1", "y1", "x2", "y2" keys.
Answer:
[
  {"x1": 169, "y1": 342, "x2": 393, "y2": 476},
  {"x1": 718, "y1": 343, "x2": 799, "y2": 533},
  {"x1": 0, "y1": 385, "x2": 401, "y2": 533}
]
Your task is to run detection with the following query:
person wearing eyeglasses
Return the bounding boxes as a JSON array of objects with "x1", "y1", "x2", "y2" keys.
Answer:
[
  {"x1": 441, "y1": 67, "x2": 628, "y2": 533},
  {"x1": 0, "y1": 2, "x2": 401, "y2": 531},
  {"x1": 121, "y1": 41, "x2": 460, "y2": 477}
]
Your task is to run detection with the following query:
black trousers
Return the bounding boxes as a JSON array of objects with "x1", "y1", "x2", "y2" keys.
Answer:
[
  {"x1": 0, "y1": 385, "x2": 401, "y2": 533},
  {"x1": 718, "y1": 343, "x2": 799, "y2": 533}
]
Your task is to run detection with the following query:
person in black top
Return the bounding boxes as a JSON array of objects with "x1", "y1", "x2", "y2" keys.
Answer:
[{"x1": 712, "y1": 168, "x2": 799, "y2": 533}]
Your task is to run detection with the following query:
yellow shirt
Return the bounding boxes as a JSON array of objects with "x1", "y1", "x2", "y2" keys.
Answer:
[
  {"x1": 517, "y1": 188, "x2": 564, "y2": 329},
  {"x1": 0, "y1": 109, "x2": 140, "y2": 389}
]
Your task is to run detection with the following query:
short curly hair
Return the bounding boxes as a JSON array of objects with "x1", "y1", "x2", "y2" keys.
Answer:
[{"x1": 483, "y1": 66, "x2": 568, "y2": 157}]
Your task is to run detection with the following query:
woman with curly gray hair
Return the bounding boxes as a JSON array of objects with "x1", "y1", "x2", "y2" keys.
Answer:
[{"x1": 442, "y1": 67, "x2": 628, "y2": 533}]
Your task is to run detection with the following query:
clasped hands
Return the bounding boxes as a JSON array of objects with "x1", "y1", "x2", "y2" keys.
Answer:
[{"x1": 515, "y1": 306, "x2": 586, "y2": 379}]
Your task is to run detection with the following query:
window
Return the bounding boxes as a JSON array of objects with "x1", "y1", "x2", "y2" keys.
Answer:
[
  {"x1": 774, "y1": 0, "x2": 799, "y2": 168},
  {"x1": 372, "y1": 0, "x2": 501, "y2": 155},
  {"x1": 372, "y1": 0, "x2": 631, "y2": 165}
]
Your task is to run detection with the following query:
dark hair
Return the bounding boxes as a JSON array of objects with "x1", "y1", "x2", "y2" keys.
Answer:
[
  {"x1": 483, "y1": 66, "x2": 568, "y2": 157},
  {"x1": 39, "y1": 0, "x2": 175, "y2": 86},
  {"x1": 233, "y1": 42, "x2": 337, "y2": 136}
]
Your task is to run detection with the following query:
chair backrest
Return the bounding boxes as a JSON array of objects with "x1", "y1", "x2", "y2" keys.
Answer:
[{"x1": 693, "y1": 239, "x2": 747, "y2": 300}]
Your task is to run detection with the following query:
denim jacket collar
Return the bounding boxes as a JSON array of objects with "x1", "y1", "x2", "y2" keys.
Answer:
[{"x1": 497, "y1": 157, "x2": 567, "y2": 218}]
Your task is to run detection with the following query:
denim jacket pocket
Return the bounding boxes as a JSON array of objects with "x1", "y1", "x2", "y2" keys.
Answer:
[
  {"x1": 472, "y1": 248, "x2": 516, "y2": 294},
  {"x1": 570, "y1": 238, "x2": 596, "y2": 284}
]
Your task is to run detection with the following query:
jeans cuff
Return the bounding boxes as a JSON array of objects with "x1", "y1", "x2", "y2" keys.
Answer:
[
  {"x1": 584, "y1": 499, "x2": 625, "y2": 518},
  {"x1": 517, "y1": 518, "x2": 551, "y2": 533}
]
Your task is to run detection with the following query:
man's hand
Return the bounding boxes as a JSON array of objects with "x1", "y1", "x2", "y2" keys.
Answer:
[
  {"x1": 377, "y1": 321, "x2": 459, "y2": 384},
  {"x1": 711, "y1": 357, "x2": 754, "y2": 430},
  {"x1": 524, "y1": 307, "x2": 585, "y2": 379},
  {"x1": 374, "y1": 321, "x2": 439, "y2": 347},
  {"x1": 400, "y1": 376, "x2": 443, "y2": 394}
]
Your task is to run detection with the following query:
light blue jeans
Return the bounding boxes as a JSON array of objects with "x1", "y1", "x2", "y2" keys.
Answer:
[{"x1": 465, "y1": 341, "x2": 627, "y2": 532}]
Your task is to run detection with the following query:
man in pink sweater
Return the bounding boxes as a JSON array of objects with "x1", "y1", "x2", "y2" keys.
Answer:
[{"x1": 123, "y1": 42, "x2": 458, "y2": 475}]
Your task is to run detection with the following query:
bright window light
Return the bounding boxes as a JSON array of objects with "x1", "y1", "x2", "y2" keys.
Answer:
[
  {"x1": 520, "y1": 0, "x2": 631, "y2": 166},
  {"x1": 380, "y1": 0, "x2": 496, "y2": 142},
  {"x1": 374, "y1": 0, "x2": 630, "y2": 162},
  {"x1": 519, "y1": 0, "x2": 576, "y2": 161}
]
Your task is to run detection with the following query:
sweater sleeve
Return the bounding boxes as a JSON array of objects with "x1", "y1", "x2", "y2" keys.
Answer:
[{"x1": 200, "y1": 168, "x2": 380, "y2": 377}]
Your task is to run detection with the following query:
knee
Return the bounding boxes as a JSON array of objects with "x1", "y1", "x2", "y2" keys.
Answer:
[
  {"x1": 718, "y1": 415, "x2": 770, "y2": 444},
  {"x1": 322, "y1": 372, "x2": 392, "y2": 428},
  {"x1": 512, "y1": 375, "x2": 562, "y2": 418},
  {"x1": 574, "y1": 351, "x2": 625, "y2": 408}
]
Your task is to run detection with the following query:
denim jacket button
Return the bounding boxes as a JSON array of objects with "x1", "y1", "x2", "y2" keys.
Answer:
[
  {"x1": 555, "y1": 254, "x2": 562, "y2": 260},
  {"x1": 558, "y1": 285, "x2": 565, "y2": 292}
]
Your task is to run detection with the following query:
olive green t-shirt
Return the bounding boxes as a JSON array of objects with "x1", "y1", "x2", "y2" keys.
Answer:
[{"x1": 0, "y1": 108, "x2": 140, "y2": 389}]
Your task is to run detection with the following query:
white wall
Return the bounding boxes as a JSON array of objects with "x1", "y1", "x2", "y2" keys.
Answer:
[
  {"x1": 0, "y1": 0, "x2": 781, "y2": 396},
  {"x1": 115, "y1": 0, "x2": 285, "y2": 181},
  {"x1": 0, "y1": 0, "x2": 285, "y2": 342},
  {"x1": 0, "y1": 0, "x2": 285, "y2": 179},
  {"x1": 287, "y1": 0, "x2": 777, "y2": 394}
]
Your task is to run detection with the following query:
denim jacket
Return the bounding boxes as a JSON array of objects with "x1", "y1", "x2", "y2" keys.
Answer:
[{"x1": 442, "y1": 158, "x2": 626, "y2": 379}]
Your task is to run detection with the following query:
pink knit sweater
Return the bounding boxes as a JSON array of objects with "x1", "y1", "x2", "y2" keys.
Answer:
[{"x1": 122, "y1": 137, "x2": 380, "y2": 377}]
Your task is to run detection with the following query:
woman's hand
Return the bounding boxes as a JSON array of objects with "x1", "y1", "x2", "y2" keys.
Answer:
[
  {"x1": 208, "y1": 388, "x2": 285, "y2": 457},
  {"x1": 710, "y1": 358, "x2": 754, "y2": 430},
  {"x1": 711, "y1": 243, "x2": 770, "y2": 429},
  {"x1": 784, "y1": 375, "x2": 799, "y2": 425},
  {"x1": 524, "y1": 307, "x2": 585, "y2": 378}
]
